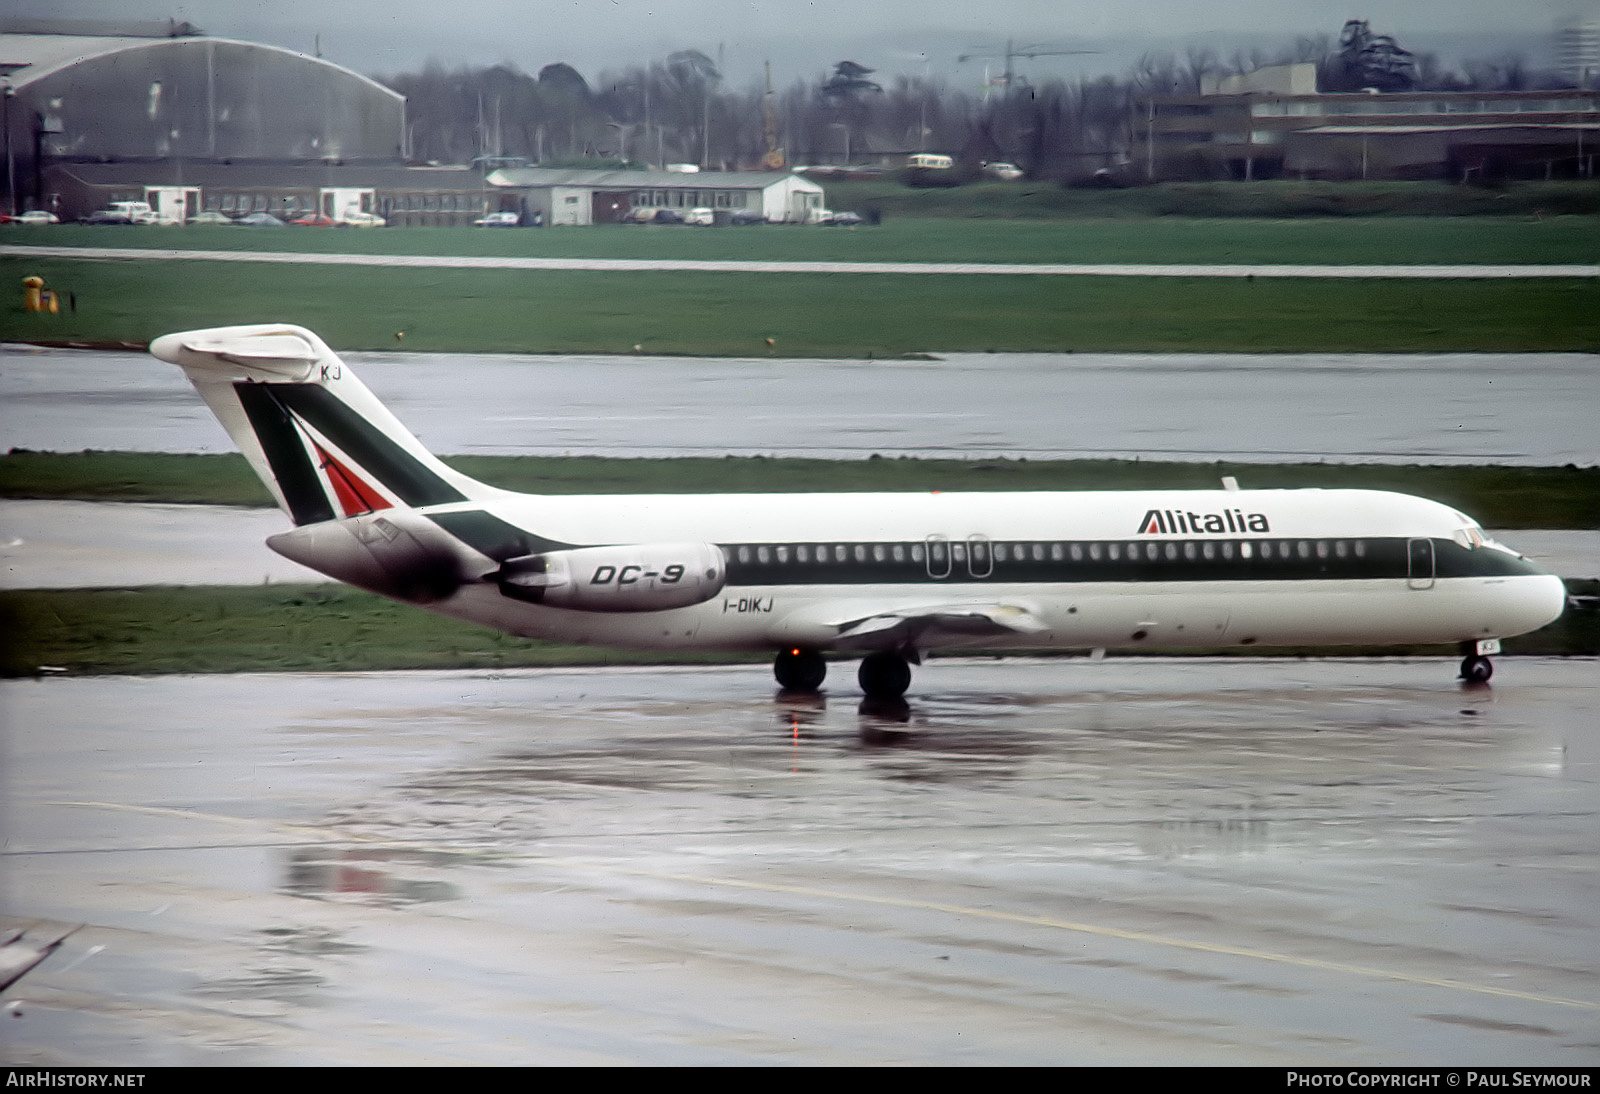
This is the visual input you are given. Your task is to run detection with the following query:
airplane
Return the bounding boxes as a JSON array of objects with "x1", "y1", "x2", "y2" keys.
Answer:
[{"x1": 149, "y1": 324, "x2": 1566, "y2": 698}]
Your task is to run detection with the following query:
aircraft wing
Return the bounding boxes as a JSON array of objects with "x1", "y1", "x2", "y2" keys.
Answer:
[{"x1": 820, "y1": 601, "x2": 1049, "y2": 652}]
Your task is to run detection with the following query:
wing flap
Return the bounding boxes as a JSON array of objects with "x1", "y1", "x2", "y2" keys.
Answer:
[{"x1": 812, "y1": 602, "x2": 1049, "y2": 652}]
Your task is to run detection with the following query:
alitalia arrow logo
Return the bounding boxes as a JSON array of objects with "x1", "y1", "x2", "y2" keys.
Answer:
[{"x1": 1139, "y1": 508, "x2": 1270, "y2": 534}]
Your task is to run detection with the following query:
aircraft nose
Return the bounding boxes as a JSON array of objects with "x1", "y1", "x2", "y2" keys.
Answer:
[{"x1": 1515, "y1": 574, "x2": 1568, "y2": 636}]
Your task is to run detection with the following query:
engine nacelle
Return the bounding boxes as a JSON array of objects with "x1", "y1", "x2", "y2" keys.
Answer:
[{"x1": 496, "y1": 542, "x2": 726, "y2": 612}]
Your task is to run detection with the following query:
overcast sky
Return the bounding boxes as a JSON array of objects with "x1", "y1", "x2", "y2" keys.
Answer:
[{"x1": 11, "y1": 1, "x2": 1591, "y2": 84}]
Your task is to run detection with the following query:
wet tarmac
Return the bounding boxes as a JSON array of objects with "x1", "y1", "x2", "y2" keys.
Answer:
[
  {"x1": 3, "y1": 659, "x2": 1598, "y2": 1065},
  {"x1": 5, "y1": 344, "x2": 1596, "y2": 464}
]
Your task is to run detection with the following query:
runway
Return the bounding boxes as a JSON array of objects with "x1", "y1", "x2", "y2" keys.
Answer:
[
  {"x1": 4, "y1": 659, "x2": 1598, "y2": 1064},
  {"x1": 5, "y1": 344, "x2": 1597, "y2": 463},
  {"x1": 5, "y1": 243, "x2": 1596, "y2": 278}
]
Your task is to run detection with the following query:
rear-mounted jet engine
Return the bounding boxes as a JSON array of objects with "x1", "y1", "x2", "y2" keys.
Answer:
[{"x1": 497, "y1": 542, "x2": 726, "y2": 612}]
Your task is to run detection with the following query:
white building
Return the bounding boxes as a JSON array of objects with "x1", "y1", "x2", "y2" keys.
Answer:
[{"x1": 485, "y1": 168, "x2": 826, "y2": 226}]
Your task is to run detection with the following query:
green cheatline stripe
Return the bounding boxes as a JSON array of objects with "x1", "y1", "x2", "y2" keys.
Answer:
[{"x1": 264, "y1": 383, "x2": 467, "y2": 509}]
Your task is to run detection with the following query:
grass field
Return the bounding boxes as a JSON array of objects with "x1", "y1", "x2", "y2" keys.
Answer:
[
  {"x1": 4, "y1": 581, "x2": 1593, "y2": 677},
  {"x1": 6, "y1": 212, "x2": 1596, "y2": 355},
  {"x1": 4, "y1": 257, "x2": 1596, "y2": 356},
  {"x1": 6, "y1": 210, "x2": 1599, "y2": 263},
  {"x1": 4, "y1": 451, "x2": 1597, "y2": 528}
]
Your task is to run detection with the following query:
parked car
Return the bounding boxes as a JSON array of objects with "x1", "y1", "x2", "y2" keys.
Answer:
[
  {"x1": 651, "y1": 209, "x2": 684, "y2": 224},
  {"x1": 234, "y1": 212, "x2": 286, "y2": 227},
  {"x1": 982, "y1": 161, "x2": 1024, "y2": 180},
  {"x1": 684, "y1": 207, "x2": 715, "y2": 226},
  {"x1": 186, "y1": 211, "x2": 233, "y2": 226},
  {"x1": 821, "y1": 211, "x2": 865, "y2": 226},
  {"x1": 729, "y1": 209, "x2": 767, "y2": 226},
  {"x1": 291, "y1": 213, "x2": 337, "y2": 227},
  {"x1": 473, "y1": 211, "x2": 520, "y2": 227},
  {"x1": 339, "y1": 210, "x2": 386, "y2": 228},
  {"x1": 83, "y1": 200, "x2": 158, "y2": 225},
  {"x1": 4, "y1": 210, "x2": 59, "y2": 225}
]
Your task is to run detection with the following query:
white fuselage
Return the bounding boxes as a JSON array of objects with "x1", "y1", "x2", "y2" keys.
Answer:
[{"x1": 369, "y1": 485, "x2": 1564, "y2": 655}]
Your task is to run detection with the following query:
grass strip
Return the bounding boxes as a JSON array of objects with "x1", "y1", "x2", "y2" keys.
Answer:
[
  {"x1": 3, "y1": 452, "x2": 1596, "y2": 529},
  {"x1": 4, "y1": 582, "x2": 1594, "y2": 678},
  {"x1": 4, "y1": 257, "x2": 1596, "y2": 356}
]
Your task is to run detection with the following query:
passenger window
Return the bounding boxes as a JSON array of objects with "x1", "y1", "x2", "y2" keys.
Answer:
[
  {"x1": 776, "y1": 545, "x2": 789, "y2": 563},
  {"x1": 995, "y1": 544, "x2": 1008, "y2": 562},
  {"x1": 854, "y1": 545, "x2": 867, "y2": 563},
  {"x1": 1107, "y1": 543, "x2": 1119, "y2": 561},
  {"x1": 872, "y1": 544, "x2": 886, "y2": 562},
  {"x1": 1164, "y1": 542, "x2": 1178, "y2": 560},
  {"x1": 1297, "y1": 541, "x2": 1311, "y2": 559},
  {"x1": 1316, "y1": 541, "x2": 1329, "y2": 559},
  {"x1": 737, "y1": 546, "x2": 751, "y2": 564},
  {"x1": 1240, "y1": 542, "x2": 1253, "y2": 559},
  {"x1": 1145, "y1": 542, "x2": 1160, "y2": 560},
  {"x1": 911, "y1": 544, "x2": 925, "y2": 563},
  {"x1": 892, "y1": 544, "x2": 906, "y2": 563},
  {"x1": 1202, "y1": 541, "x2": 1215, "y2": 560},
  {"x1": 797, "y1": 545, "x2": 810, "y2": 563},
  {"x1": 1184, "y1": 542, "x2": 1197, "y2": 560},
  {"x1": 757, "y1": 546, "x2": 771, "y2": 564},
  {"x1": 1050, "y1": 543, "x2": 1064, "y2": 561},
  {"x1": 1070, "y1": 544, "x2": 1084, "y2": 561},
  {"x1": 1031, "y1": 544, "x2": 1044, "y2": 562}
]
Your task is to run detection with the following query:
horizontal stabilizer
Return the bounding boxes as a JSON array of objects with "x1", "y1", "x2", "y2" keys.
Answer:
[{"x1": 149, "y1": 326, "x2": 322, "y2": 383}]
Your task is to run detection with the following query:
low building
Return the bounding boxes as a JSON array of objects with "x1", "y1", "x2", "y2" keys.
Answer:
[
  {"x1": 1136, "y1": 70, "x2": 1600, "y2": 180},
  {"x1": 44, "y1": 162, "x2": 493, "y2": 225},
  {"x1": 485, "y1": 167, "x2": 826, "y2": 225}
]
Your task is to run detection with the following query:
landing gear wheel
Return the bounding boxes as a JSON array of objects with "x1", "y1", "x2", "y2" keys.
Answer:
[
  {"x1": 1459, "y1": 655, "x2": 1493, "y2": 683},
  {"x1": 774, "y1": 647, "x2": 827, "y2": 692},
  {"x1": 858, "y1": 651, "x2": 912, "y2": 700}
]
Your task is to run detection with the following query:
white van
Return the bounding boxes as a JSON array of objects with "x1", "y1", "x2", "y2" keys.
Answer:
[{"x1": 108, "y1": 201, "x2": 159, "y2": 225}]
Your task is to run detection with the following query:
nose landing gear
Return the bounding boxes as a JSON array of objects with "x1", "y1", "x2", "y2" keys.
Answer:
[{"x1": 1459, "y1": 639, "x2": 1499, "y2": 684}]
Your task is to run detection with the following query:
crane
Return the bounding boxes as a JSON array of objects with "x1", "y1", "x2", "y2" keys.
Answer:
[{"x1": 957, "y1": 39, "x2": 1098, "y2": 96}]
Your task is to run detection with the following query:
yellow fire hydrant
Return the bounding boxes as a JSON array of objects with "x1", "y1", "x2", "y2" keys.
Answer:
[{"x1": 22, "y1": 276, "x2": 58, "y2": 313}]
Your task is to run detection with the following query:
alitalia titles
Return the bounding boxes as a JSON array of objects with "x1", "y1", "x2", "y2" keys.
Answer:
[{"x1": 1138, "y1": 508, "x2": 1271, "y2": 535}]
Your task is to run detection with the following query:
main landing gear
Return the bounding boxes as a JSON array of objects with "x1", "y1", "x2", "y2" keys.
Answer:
[
  {"x1": 771, "y1": 648, "x2": 916, "y2": 700},
  {"x1": 857, "y1": 650, "x2": 913, "y2": 700},
  {"x1": 773, "y1": 647, "x2": 827, "y2": 692}
]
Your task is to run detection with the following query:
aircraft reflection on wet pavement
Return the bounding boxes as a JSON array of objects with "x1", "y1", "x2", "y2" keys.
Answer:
[{"x1": 151, "y1": 324, "x2": 1567, "y2": 699}]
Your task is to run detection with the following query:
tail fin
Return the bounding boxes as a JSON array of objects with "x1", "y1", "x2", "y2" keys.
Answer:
[{"x1": 150, "y1": 324, "x2": 498, "y2": 524}]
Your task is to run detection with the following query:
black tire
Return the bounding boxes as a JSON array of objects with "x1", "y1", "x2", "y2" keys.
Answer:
[
  {"x1": 774, "y1": 648, "x2": 827, "y2": 692},
  {"x1": 858, "y1": 652, "x2": 912, "y2": 699},
  {"x1": 1459, "y1": 655, "x2": 1494, "y2": 683}
]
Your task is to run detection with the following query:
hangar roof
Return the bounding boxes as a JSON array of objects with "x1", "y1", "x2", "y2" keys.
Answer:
[{"x1": 0, "y1": 31, "x2": 401, "y2": 101}]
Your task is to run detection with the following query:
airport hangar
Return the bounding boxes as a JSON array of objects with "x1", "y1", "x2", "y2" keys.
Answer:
[{"x1": 2, "y1": 19, "x2": 826, "y2": 225}]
